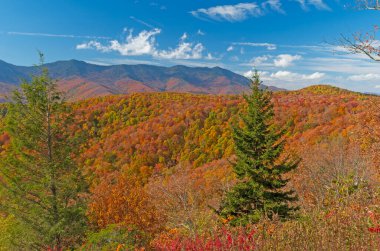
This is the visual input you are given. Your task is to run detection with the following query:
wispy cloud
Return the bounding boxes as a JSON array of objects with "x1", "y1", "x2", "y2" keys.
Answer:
[
  {"x1": 190, "y1": 0, "x2": 330, "y2": 23},
  {"x1": 243, "y1": 54, "x2": 302, "y2": 68},
  {"x1": 251, "y1": 55, "x2": 271, "y2": 66},
  {"x1": 233, "y1": 42, "x2": 277, "y2": 50},
  {"x1": 243, "y1": 70, "x2": 326, "y2": 89},
  {"x1": 197, "y1": 29, "x2": 205, "y2": 36},
  {"x1": 85, "y1": 58, "x2": 163, "y2": 66},
  {"x1": 295, "y1": 0, "x2": 331, "y2": 11},
  {"x1": 149, "y1": 2, "x2": 167, "y2": 10},
  {"x1": 262, "y1": 0, "x2": 285, "y2": 14},
  {"x1": 298, "y1": 56, "x2": 380, "y2": 74},
  {"x1": 347, "y1": 73, "x2": 380, "y2": 81},
  {"x1": 190, "y1": 3, "x2": 261, "y2": 22},
  {"x1": 190, "y1": 1, "x2": 284, "y2": 22},
  {"x1": 7, "y1": 31, "x2": 110, "y2": 39},
  {"x1": 130, "y1": 16, "x2": 156, "y2": 29},
  {"x1": 270, "y1": 70, "x2": 326, "y2": 81}
]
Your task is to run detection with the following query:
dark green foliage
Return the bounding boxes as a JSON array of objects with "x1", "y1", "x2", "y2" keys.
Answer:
[
  {"x1": 219, "y1": 72, "x2": 299, "y2": 226},
  {"x1": 0, "y1": 55, "x2": 88, "y2": 250}
]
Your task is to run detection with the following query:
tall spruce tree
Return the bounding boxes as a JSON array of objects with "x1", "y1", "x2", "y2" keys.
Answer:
[
  {"x1": 0, "y1": 54, "x2": 87, "y2": 250},
  {"x1": 219, "y1": 72, "x2": 299, "y2": 226}
]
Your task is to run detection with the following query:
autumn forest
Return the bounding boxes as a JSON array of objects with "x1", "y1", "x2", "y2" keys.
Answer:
[{"x1": 0, "y1": 61, "x2": 380, "y2": 250}]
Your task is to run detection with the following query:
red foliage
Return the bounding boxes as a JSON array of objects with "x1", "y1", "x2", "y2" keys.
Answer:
[
  {"x1": 46, "y1": 247, "x2": 62, "y2": 251},
  {"x1": 152, "y1": 227, "x2": 256, "y2": 251},
  {"x1": 368, "y1": 227, "x2": 380, "y2": 233},
  {"x1": 368, "y1": 210, "x2": 380, "y2": 234}
]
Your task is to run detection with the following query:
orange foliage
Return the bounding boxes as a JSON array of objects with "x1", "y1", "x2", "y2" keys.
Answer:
[
  {"x1": 0, "y1": 132, "x2": 9, "y2": 153},
  {"x1": 68, "y1": 89, "x2": 380, "y2": 236},
  {"x1": 2, "y1": 86, "x2": 380, "y2": 244},
  {"x1": 71, "y1": 88, "x2": 379, "y2": 181},
  {"x1": 88, "y1": 172, "x2": 163, "y2": 234}
]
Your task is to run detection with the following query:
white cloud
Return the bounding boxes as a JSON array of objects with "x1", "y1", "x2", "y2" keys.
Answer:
[
  {"x1": 155, "y1": 33, "x2": 205, "y2": 59},
  {"x1": 251, "y1": 55, "x2": 271, "y2": 66},
  {"x1": 271, "y1": 71, "x2": 298, "y2": 80},
  {"x1": 244, "y1": 69, "x2": 325, "y2": 83},
  {"x1": 296, "y1": 0, "x2": 331, "y2": 11},
  {"x1": 273, "y1": 54, "x2": 302, "y2": 67},
  {"x1": 243, "y1": 70, "x2": 273, "y2": 81},
  {"x1": 197, "y1": 29, "x2": 205, "y2": 36},
  {"x1": 77, "y1": 28, "x2": 160, "y2": 56},
  {"x1": 157, "y1": 43, "x2": 204, "y2": 59},
  {"x1": 190, "y1": 3, "x2": 262, "y2": 22},
  {"x1": 76, "y1": 41, "x2": 103, "y2": 50},
  {"x1": 302, "y1": 72, "x2": 326, "y2": 80},
  {"x1": 233, "y1": 42, "x2": 277, "y2": 50},
  {"x1": 227, "y1": 46, "x2": 234, "y2": 52},
  {"x1": 206, "y1": 53, "x2": 215, "y2": 60},
  {"x1": 244, "y1": 54, "x2": 301, "y2": 68},
  {"x1": 77, "y1": 28, "x2": 208, "y2": 60},
  {"x1": 180, "y1": 33, "x2": 188, "y2": 40},
  {"x1": 375, "y1": 85, "x2": 380, "y2": 89},
  {"x1": 270, "y1": 71, "x2": 325, "y2": 81},
  {"x1": 347, "y1": 73, "x2": 380, "y2": 81},
  {"x1": 243, "y1": 70, "x2": 257, "y2": 78}
]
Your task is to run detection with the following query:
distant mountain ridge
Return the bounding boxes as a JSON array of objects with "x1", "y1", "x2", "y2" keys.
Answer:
[{"x1": 0, "y1": 59, "x2": 283, "y2": 100}]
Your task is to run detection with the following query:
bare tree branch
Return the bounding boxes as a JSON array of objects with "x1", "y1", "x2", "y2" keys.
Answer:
[
  {"x1": 356, "y1": 0, "x2": 380, "y2": 10},
  {"x1": 339, "y1": 28, "x2": 380, "y2": 61}
]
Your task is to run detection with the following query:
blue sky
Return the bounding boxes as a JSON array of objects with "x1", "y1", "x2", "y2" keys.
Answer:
[{"x1": 1, "y1": 0, "x2": 380, "y2": 92}]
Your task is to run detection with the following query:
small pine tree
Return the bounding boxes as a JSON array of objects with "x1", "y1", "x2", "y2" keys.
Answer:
[
  {"x1": 0, "y1": 54, "x2": 88, "y2": 249},
  {"x1": 219, "y1": 71, "x2": 299, "y2": 226}
]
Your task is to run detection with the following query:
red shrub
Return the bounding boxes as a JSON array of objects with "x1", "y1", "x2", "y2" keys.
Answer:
[
  {"x1": 152, "y1": 226, "x2": 256, "y2": 251},
  {"x1": 368, "y1": 210, "x2": 380, "y2": 234}
]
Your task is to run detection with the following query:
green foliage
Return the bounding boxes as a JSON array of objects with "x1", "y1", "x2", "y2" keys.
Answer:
[
  {"x1": 82, "y1": 224, "x2": 147, "y2": 250},
  {"x1": 218, "y1": 72, "x2": 299, "y2": 226},
  {"x1": 0, "y1": 56, "x2": 88, "y2": 250},
  {"x1": 0, "y1": 215, "x2": 36, "y2": 250}
]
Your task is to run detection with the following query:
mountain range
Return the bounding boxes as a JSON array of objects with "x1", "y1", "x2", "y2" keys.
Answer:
[{"x1": 0, "y1": 59, "x2": 282, "y2": 101}]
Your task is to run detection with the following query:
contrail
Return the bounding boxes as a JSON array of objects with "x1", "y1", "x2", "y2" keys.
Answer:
[
  {"x1": 7, "y1": 31, "x2": 111, "y2": 39},
  {"x1": 130, "y1": 16, "x2": 156, "y2": 29}
]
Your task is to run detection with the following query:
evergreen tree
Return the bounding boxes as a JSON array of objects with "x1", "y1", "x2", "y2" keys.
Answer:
[
  {"x1": 0, "y1": 54, "x2": 88, "y2": 250},
  {"x1": 219, "y1": 72, "x2": 299, "y2": 226}
]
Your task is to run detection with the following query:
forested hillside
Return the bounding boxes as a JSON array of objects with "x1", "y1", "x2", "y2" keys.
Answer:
[
  {"x1": 0, "y1": 60, "x2": 283, "y2": 100},
  {"x1": 0, "y1": 86, "x2": 379, "y2": 249},
  {"x1": 70, "y1": 85, "x2": 378, "y2": 175}
]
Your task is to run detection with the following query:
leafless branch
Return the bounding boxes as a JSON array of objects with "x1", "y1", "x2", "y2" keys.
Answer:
[
  {"x1": 356, "y1": 0, "x2": 380, "y2": 10},
  {"x1": 339, "y1": 29, "x2": 380, "y2": 61}
]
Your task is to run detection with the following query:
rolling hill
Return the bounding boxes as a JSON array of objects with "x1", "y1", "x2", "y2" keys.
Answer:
[
  {"x1": 1, "y1": 86, "x2": 379, "y2": 249},
  {"x1": 0, "y1": 59, "x2": 283, "y2": 100}
]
